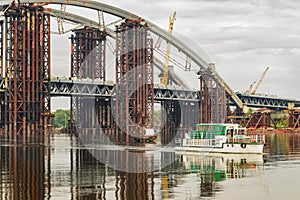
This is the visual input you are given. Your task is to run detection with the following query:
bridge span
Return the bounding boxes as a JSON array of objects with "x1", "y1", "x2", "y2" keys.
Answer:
[
  {"x1": 0, "y1": 2, "x2": 298, "y2": 143},
  {"x1": 1, "y1": 77, "x2": 298, "y2": 110},
  {"x1": 48, "y1": 78, "x2": 300, "y2": 110}
]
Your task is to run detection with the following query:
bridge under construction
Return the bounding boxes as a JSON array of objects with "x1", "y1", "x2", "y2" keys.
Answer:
[{"x1": 0, "y1": 1, "x2": 299, "y2": 144}]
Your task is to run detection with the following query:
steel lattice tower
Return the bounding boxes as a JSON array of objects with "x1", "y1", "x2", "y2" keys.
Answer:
[
  {"x1": 115, "y1": 19, "x2": 154, "y2": 144},
  {"x1": 1, "y1": 5, "x2": 51, "y2": 137}
]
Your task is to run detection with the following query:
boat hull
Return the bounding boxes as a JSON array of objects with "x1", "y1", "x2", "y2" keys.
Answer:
[{"x1": 175, "y1": 143, "x2": 264, "y2": 154}]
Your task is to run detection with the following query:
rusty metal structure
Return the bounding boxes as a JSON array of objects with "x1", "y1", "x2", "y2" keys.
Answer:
[
  {"x1": 70, "y1": 26, "x2": 106, "y2": 81},
  {"x1": 0, "y1": 1, "x2": 298, "y2": 143},
  {"x1": 288, "y1": 110, "x2": 300, "y2": 130},
  {"x1": 245, "y1": 110, "x2": 275, "y2": 129},
  {"x1": 0, "y1": 4, "x2": 51, "y2": 137},
  {"x1": 0, "y1": 136, "x2": 50, "y2": 199},
  {"x1": 115, "y1": 19, "x2": 154, "y2": 144},
  {"x1": 70, "y1": 26, "x2": 113, "y2": 137},
  {"x1": 199, "y1": 64, "x2": 227, "y2": 124}
]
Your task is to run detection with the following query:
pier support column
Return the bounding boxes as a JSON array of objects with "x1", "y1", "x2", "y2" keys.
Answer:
[
  {"x1": 70, "y1": 27, "x2": 107, "y2": 137},
  {"x1": 161, "y1": 101, "x2": 181, "y2": 145},
  {"x1": 3, "y1": 5, "x2": 51, "y2": 137},
  {"x1": 115, "y1": 19, "x2": 154, "y2": 145}
]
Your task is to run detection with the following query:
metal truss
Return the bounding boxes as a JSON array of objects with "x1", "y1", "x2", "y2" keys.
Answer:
[
  {"x1": 288, "y1": 110, "x2": 300, "y2": 129},
  {"x1": 48, "y1": 78, "x2": 300, "y2": 110},
  {"x1": 235, "y1": 93, "x2": 300, "y2": 110},
  {"x1": 115, "y1": 19, "x2": 154, "y2": 144},
  {"x1": 153, "y1": 86, "x2": 199, "y2": 102},
  {"x1": 4, "y1": 0, "x2": 244, "y2": 109},
  {"x1": 246, "y1": 112, "x2": 275, "y2": 129},
  {"x1": 50, "y1": 79, "x2": 114, "y2": 97},
  {"x1": 70, "y1": 26, "x2": 107, "y2": 81},
  {"x1": 198, "y1": 65, "x2": 226, "y2": 123},
  {"x1": 3, "y1": 5, "x2": 51, "y2": 136}
]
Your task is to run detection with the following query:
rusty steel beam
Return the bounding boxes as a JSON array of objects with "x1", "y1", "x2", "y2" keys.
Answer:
[
  {"x1": 115, "y1": 19, "x2": 154, "y2": 144},
  {"x1": 13, "y1": 0, "x2": 245, "y2": 110},
  {"x1": 246, "y1": 111, "x2": 275, "y2": 129},
  {"x1": 70, "y1": 26, "x2": 107, "y2": 81},
  {"x1": 288, "y1": 110, "x2": 300, "y2": 129},
  {"x1": 4, "y1": 5, "x2": 51, "y2": 137},
  {"x1": 198, "y1": 65, "x2": 226, "y2": 123},
  {"x1": 46, "y1": 7, "x2": 188, "y2": 88},
  {"x1": 161, "y1": 101, "x2": 181, "y2": 145},
  {"x1": 199, "y1": 75, "x2": 211, "y2": 123},
  {"x1": 70, "y1": 26, "x2": 108, "y2": 136}
]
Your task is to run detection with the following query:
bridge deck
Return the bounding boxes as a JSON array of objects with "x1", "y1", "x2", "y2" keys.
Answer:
[{"x1": 0, "y1": 77, "x2": 299, "y2": 110}]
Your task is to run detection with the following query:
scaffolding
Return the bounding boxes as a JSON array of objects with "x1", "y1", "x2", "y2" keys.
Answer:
[
  {"x1": 115, "y1": 19, "x2": 154, "y2": 144},
  {"x1": 161, "y1": 101, "x2": 180, "y2": 145},
  {"x1": 288, "y1": 110, "x2": 300, "y2": 129},
  {"x1": 198, "y1": 64, "x2": 226, "y2": 124},
  {"x1": 70, "y1": 26, "x2": 109, "y2": 137},
  {"x1": 3, "y1": 5, "x2": 51, "y2": 137},
  {"x1": 70, "y1": 26, "x2": 107, "y2": 81},
  {"x1": 246, "y1": 111, "x2": 274, "y2": 129}
]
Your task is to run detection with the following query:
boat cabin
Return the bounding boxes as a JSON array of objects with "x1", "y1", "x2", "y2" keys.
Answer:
[{"x1": 190, "y1": 124, "x2": 246, "y2": 139}]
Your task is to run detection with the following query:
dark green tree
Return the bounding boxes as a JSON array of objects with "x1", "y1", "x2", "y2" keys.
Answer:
[{"x1": 53, "y1": 109, "x2": 70, "y2": 128}]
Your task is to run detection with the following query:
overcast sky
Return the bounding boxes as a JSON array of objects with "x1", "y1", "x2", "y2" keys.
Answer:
[{"x1": 51, "y1": 0, "x2": 300, "y2": 110}]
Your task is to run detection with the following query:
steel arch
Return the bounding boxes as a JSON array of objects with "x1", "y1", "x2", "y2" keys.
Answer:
[
  {"x1": 0, "y1": 0, "x2": 245, "y2": 109},
  {"x1": 45, "y1": 8, "x2": 188, "y2": 88}
]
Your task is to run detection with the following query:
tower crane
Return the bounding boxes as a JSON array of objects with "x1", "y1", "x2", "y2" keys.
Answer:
[
  {"x1": 246, "y1": 67, "x2": 269, "y2": 95},
  {"x1": 161, "y1": 11, "x2": 176, "y2": 85}
]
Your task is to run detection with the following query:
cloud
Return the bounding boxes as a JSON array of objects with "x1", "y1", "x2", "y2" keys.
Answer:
[{"x1": 48, "y1": 0, "x2": 300, "y2": 99}]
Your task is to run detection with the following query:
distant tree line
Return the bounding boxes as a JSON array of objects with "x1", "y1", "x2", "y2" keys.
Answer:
[{"x1": 53, "y1": 109, "x2": 70, "y2": 129}]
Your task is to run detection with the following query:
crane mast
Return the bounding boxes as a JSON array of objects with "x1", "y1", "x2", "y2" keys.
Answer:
[
  {"x1": 246, "y1": 67, "x2": 269, "y2": 95},
  {"x1": 161, "y1": 11, "x2": 176, "y2": 85}
]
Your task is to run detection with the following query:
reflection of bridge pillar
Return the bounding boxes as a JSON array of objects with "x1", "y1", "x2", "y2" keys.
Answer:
[
  {"x1": 70, "y1": 27, "x2": 107, "y2": 136},
  {"x1": 0, "y1": 137, "x2": 50, "y2": 199},
  {"x1": 161, "y1": 101, "x2": 181, "y2": 145},
  {"x1": 115, "y1": 151, "x2": 154, "y2": 200},
  {"x1": 2, "y1": 5, "x2": 51, "y2": 137},
  {"x1": 115, "y1": 19, "x2": 154, "y2": 144}
]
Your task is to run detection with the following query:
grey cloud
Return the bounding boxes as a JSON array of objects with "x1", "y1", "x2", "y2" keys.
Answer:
[{"x1": 50, "y1": 0, "x2": 300, "y2": 99}]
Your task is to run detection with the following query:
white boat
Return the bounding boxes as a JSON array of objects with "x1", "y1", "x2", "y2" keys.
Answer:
[{"x1": 174, "y1": 123, "x2": 265, "y2": 154}]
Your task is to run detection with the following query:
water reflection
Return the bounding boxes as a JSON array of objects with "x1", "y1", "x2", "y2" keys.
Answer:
[
  {"x1": 1, "y1": 133, "x2": 300, "y2": 199},
  {"x1": 0, "y1": 135, "x2": 51, "y2": 200}
]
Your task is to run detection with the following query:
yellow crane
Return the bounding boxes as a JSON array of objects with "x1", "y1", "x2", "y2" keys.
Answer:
[
  {"x1": 246, "y1": 67, "x2": 269, "y2": 95},
  {"x1": 161, "y1": 11, "x2": 176, "y2": 85}
]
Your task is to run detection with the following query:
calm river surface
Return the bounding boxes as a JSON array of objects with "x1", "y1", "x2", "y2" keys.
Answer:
[{"x1": 1, "y1": 133, "x2": 300, "y2": 200}]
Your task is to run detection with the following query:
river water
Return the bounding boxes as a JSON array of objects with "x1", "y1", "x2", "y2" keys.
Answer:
[{"x1": 1, "y1": 133, "x2": 300, "y2": 200}]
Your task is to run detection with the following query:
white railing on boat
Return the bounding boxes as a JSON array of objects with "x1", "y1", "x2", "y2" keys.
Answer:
[
  {"x1": 176, "y1": 138, "x2": 224, "y2": 147},
  {"x1": 175, "y1": 134, "x2": 265, "y2": 147}
]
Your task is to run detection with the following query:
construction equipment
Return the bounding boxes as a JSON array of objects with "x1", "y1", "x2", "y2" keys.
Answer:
[
  {"x1": 161, "y1": 11, "x2": 176, "y2": 85},
  {"x1": 246, "y1": 67, "x2": 269, "y2": 95}
]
